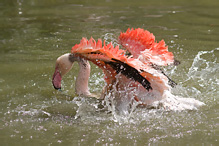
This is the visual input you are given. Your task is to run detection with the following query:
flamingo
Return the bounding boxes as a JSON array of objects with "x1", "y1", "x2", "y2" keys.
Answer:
[{"x1": 52, "y1": 28, "x2": 178, "y2": 105}]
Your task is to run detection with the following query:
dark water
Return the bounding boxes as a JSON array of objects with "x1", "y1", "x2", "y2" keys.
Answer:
[{"x1": 0, "y1": 0, "x2": 218, "y2": 145}]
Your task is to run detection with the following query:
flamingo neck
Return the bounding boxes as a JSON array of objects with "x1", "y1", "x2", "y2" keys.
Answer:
[{"x1": 75, "y1": 58, "x2": 91, "y2": 96}]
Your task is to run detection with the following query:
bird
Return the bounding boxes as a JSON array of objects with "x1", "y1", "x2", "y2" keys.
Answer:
[{"x1": 52, "y1": 28, "x2": 178, "y2": 105}]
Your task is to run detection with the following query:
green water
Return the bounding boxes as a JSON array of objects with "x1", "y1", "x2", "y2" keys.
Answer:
[{"x1": 0, "y1": 0, "x2": 218, "y2": 145}]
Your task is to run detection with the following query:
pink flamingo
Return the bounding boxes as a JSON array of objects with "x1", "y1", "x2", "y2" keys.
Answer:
[{"x1": 52, "y1": 28, "x2": 178, "y2": 105}]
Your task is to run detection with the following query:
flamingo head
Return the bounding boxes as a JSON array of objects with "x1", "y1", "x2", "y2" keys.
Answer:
[{"x1": 52, "y1": 53, "x2": 77, "y2": 90}]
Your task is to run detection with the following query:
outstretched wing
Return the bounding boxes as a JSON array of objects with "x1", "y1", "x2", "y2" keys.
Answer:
[
  {"x1": 71, "y1": 37, "x2": 172, "y2": 92},
  {"x1": 119, "y1": 28, "x2": 175, "y2": 66}
]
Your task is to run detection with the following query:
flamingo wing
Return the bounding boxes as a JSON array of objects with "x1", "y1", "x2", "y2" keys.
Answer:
[
  {"x1": 71, "y1": 37, "x2": 172, "y2": 93},
  {"x1": 119, "y1": 28, "x2": 175, "y2": 66}
]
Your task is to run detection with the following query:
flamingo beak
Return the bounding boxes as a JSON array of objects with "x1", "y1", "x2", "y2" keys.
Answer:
[{"x1": 52, "y1": 67, "x2": 62, "y2": 90}]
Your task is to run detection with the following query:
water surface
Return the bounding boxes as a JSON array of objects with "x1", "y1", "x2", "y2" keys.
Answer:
[{"x1": 0, "y1": 0, "x2": 218, "y2": 145}]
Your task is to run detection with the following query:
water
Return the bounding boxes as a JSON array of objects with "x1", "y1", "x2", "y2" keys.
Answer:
[{"x1": 0, "y1": 0, "x2": 218, "y2": 145}]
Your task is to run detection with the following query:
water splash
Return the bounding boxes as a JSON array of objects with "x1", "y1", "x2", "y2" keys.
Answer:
[
  {"x1": 183, "y1": 48, "x2": 218, "y2": 105},
  {"x1": 187, "y1": 48, "x2": 218, "y2": 84},
  {"x1": 102, "y1": 33, "x2": 119, "y2": 47},
  {"x1": 104, "y1": 76, "x2": 140, "y2": 123}
]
